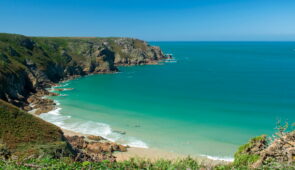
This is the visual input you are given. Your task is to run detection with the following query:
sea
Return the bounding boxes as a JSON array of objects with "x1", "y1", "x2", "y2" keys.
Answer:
[{"x1": 40, "y1": 42, "x2": 295, "y2": 161}]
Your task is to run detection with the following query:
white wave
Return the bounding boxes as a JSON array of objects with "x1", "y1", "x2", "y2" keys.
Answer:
[
  {"x1": 39, "y1": 108, "x2": 148, "y2": 148},
  {"x1": 65, "y1": 121, "x2": 112, "y2": 137},
  {"x1": 62, "y1": 83, "x2": 70, "y2": 87},
  {"x1": 165, "y1": 60, "x2": 177, "y2": 63},
  {"x1": 40, "y1": 112, "x2": 70, "y2": 127},
  {"x1": 59, "y1": 94, "x2": 68, "y2": 96},
  {"x1": 47, "y1": 107, "x2": 62, "y2": 115},
  {"x1": 61, "y1": 88, "x2": 73, "y2": 91},
  {"x1": 28, "y1": 108, "x2": 37, "y2": 114},
  {"x1": 54, "y1": 83, "x2": 70, "y2": 88},
  {"x1": 37, "y1": 97, "x2": 148, "y2": 148},
  {"x1": 47, "y1": 87, "x2": 54, "y2": 92},
  {"x1": 200, "y1": 154, "x2": 234, "y2": 162},
  {"x1": 60, "y1": 121, "x2": 148, "y2": 148},
  {"x1": 54, "y1": 100, "x2": 61, "y2": 106},
  {"x1": 124, "y1": 137, "x2": 149, "y2": 148},
  {"x1": 164, "y1": 58, "x2": 177, "y2": 63},
  {"x1": 41, "y1": 96, "x2": 48, "y2": 99}
]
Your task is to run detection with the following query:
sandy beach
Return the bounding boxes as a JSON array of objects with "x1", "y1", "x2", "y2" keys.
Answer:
[{"x1": 62, "y1": 128, "x2": 228, "y2": 166}]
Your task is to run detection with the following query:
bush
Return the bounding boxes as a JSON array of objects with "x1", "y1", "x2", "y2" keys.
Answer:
[{"x1": 0, "y1": 157, "x2": 202, "y2": 169}]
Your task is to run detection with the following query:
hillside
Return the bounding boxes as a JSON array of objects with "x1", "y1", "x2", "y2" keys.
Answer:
[
  {"x1": 0, "y1": 99, "x2": 73, "y2": 159},
  {"x1": 0, "y1": 33, "x2": 168, "y2": 108}
]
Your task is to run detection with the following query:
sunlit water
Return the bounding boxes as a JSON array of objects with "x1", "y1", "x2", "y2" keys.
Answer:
[{"x1": 40, "y1": 42, "x2": 295, "y2": 160}]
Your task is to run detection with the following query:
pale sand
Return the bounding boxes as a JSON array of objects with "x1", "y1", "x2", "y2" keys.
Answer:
[
  {"x1": 114, "y1": 147, "x2": 185, "y2": 162},
  {"x1": 114, "y1": 147, "x2": 227, "y2": 166},
  {"x1": 62, "y1": 128, "x2": 228, "y2": 166}
]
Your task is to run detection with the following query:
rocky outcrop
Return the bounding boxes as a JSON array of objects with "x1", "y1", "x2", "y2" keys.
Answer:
[
  {"x1": 0, "y1": 33, "x2": 169, "y2": 109},
  {"x1": 66, "y1": 135, "x2": 128, "y2": 162},
  {"x1": 252, "y1": 131, "x2": 295, "y2": 168},
  {"x1": 233, "y1": 130, "x2": 295, "y2": 168},
  {"x1": 24, "y1": 89, "x2": 57, "y2": 114},
  {"x1": 113, "y1": 38, "x2": 166, "y2": 65}
]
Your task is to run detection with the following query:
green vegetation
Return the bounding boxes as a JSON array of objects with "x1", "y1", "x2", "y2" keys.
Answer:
[
  {"x1": 0, "y1": 33, "x2": 162, "y2": 101},
  {"x1": 133, "y1": 39, "x2": 148, "y2": 51},
  {"x1": 232, "y1": 135, "x2": 265, "y2": 167},
  {"x1": 0, "y1": 33, "x2": 128, "y2": 74},
  {"x1": 0, "y1": 99, "x2": 73, "y2": 159},
  {"x1": 0, "y1": 33, "x2": 117, "y2": 75},
  {"x1": 0, "y1": 157, "x2": 203, "y2": 170}
]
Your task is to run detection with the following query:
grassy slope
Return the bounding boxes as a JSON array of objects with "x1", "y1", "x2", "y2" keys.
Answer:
[
  {"x1": 0, "y1": 99, "x2": 73, "y2": 159},
  {"x1": 0, "y1": 33, "x2": 89, "y2": 74},
  {"x1": 0, "y1": 33, "x2": 147, "y2": 73}
]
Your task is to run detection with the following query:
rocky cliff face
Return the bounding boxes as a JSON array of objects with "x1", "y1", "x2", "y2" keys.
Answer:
[{"x1": 0, "y1": 34, "x2": 168, "y2": 108}]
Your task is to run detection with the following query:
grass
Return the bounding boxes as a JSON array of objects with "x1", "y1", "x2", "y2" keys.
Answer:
[
  {"x1": 0, "y1": 99, "x2": 73, "y2": 159},
  {"x1": 0, "y1": 33, "x2": 149, "y2": 81},
  {"x1": 0, "y1": 157, "x2": 203, "y2": 170},
  {"x1": 232, "y1": 135, "x2": 266, "y2": 167},
  {"x1": 133, "y1": 39, "x2": 147, "y2": 50}
]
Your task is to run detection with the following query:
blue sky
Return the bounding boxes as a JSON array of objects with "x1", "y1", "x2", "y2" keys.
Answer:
[{"x1": 0, "y1": 0, "x2": 295, "y2": 41}]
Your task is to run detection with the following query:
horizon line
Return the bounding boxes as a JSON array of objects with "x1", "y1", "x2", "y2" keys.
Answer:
[{"x1": 1, "y1": 32, "x2": 295, "y2": 42}]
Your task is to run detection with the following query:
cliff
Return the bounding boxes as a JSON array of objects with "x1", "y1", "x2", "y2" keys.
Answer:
[{"x1": 0, "y1": 33, "x2": 168, "y2": 108}]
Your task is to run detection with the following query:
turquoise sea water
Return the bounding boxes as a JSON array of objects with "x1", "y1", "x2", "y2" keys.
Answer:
[{"x1": 40, "y1": 42, "x2": 295, "y2": 160}]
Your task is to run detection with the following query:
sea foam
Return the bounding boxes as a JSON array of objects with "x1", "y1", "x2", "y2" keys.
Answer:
[
  {"x1": 46, "y1": 107, "x2": 62, "y2": 115},
  {"x1": 200, "y1": 154, "x2": 234, "y2": 162},
  {"x1": 39, "y1": 100, "x2": 148, "y2": 149}
]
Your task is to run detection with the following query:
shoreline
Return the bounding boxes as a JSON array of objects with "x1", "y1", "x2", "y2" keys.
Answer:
[
  {"x1": 62, "y1": 127, "x2": 229, "y2": 166},
  {"x1": 27, "y1": 83, "x2": 230, "y2": 166}
]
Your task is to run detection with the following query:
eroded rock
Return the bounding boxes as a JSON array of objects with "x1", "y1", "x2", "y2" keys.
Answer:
[{"x1": 66, "y1": 135, "x2": 127, "y2": 162}]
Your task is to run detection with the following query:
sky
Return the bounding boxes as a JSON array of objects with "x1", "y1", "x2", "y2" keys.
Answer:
[{"x1": 0, "y1": 0, "x2": 295, "y2": 41}]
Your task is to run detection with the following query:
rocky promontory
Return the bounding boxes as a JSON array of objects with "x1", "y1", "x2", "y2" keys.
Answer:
[{"x1": 0, "y1": 33, "x2": 169, "y2": 109}]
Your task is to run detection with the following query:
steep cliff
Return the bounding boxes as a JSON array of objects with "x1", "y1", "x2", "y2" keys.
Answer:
[{"x1": 0, "y1": 33, "x2": 167, "y2": 107}]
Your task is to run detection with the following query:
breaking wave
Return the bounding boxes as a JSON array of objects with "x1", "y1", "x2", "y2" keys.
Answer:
[
  {"x1": 39, "y1": 102, "x2": 148, "y2": 149},
  {"x1": 200, "y1": 154, "x2": 234, "y2": 162}
]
